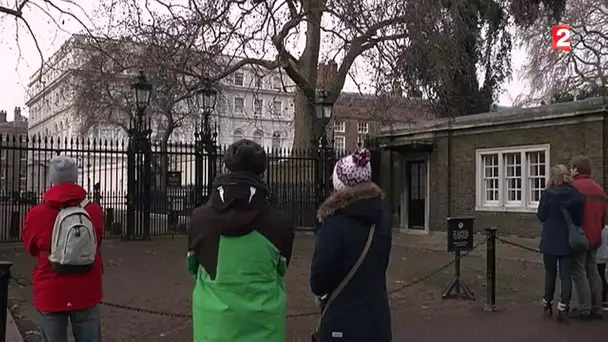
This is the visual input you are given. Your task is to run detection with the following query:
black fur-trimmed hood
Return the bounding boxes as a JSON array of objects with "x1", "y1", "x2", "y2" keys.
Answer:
[{"x1": 317, "y1": 182, "x2": 384, "y2": 222}]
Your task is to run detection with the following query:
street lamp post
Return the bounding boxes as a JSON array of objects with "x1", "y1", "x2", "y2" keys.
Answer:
[
  {"x1": 126, "y1": 71, "x2": 153, "y2": 240},
  {"x1": 194, "y1": 80, "x2": 218, "y2": 207},
  {"x1": 314, "y1": 90, "x2": 335, "y2": 208}
]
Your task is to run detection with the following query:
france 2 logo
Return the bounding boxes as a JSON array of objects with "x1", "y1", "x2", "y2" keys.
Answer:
[{"x1": 552, "y1": 24, "x2": 571, "y2": 52}]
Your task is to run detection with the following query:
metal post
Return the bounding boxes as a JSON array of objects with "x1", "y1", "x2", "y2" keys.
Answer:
[
  {"x1": 454, "y1": 251, "x2": 461, "y2": 295},
  {"x1": 484, "y1": 226, "x2": 498, "y2": 312},
  {"x1": 0, "y1": 261, "x2": 13, "y2": 342},
  {"x1": 125, "y1": 128, "x2": 136, "y2": 240},
  {"x1": 194, "y1": 139, "x2": 205, "y2": 207},
  {"x1": 141, "y1": 129, "x2": 152, "y2": 240},
  {"x1": 206, "y1": 141, "x2": 217, "y2": 199}
]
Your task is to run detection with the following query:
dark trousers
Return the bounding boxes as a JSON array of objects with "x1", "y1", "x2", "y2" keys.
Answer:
[
  {"x1": 543, "y1": 254, "x2": 573, "y2": 306},
  {"x1": 599, "y1": 263, "x2": 608, "y2": 303}
]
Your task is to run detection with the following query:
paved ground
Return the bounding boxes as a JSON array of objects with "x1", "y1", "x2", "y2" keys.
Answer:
[{"x1": 2, "y1": 232, "x2": 606, "y2": 341}]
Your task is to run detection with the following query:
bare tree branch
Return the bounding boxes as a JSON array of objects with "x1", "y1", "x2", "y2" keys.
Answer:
[{"x1": 516, "y1": 0, "x2": 607, "y2": 105}]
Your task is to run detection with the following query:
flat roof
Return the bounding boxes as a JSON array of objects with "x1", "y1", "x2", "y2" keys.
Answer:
[{"x1": 379, "y1": 96, "x2": 608, "y2": 138}]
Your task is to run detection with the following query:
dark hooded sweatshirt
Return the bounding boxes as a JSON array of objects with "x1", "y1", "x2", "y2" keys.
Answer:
[{"x1": 188, "y1": 172, "x2": 295, "y2": 342}]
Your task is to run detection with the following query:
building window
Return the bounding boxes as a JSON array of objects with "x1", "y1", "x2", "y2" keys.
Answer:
[
  {"x1": 357, "y1": 122, "x2": 369, "y2": 134},
  {"x1": 233, "y1": 129, "x2": 243, "y2": 142},
  {"x1": 0, "y1": 169, "x2": 5, "y2": 179},
  {"x1": 1, "y1": 150, "x2": 5, "y2": 160},
  {"x1": 254, "y1": 99, "x2": 263, "y2": 116},
  {"x1": 253, "y1": 130, "x2": 264, "y2": 145},
  {"x1": 233, "y1": 72, "x2": 244, "y2": 86},
  {"x1": 528, "y1": 151, "x2": 547, "y2": 203},
  {"x1": 272, "y1": 132, "x2": 281, "y2": 150},
  {"x1": 272, "y1": 101, "x2": 282, "y2": 116},
  {"x1": 273, "y1": 76, "x2": 281, "y2": 90},
  {"x1": 234, "y1": 97, "x2": 244, "y2": 114},
  {"x1": 20, "y1": 151, "x2": 26, "y2": 161},
  {"x1": 475, "y1": 145, "x2": 549, "y2": 212},
  {"x1": 333, "y1": 120, "x2": 345, "y2": 133},
  {"x1": 334, "y1": 136, "x2": 346, "y2": 151}
]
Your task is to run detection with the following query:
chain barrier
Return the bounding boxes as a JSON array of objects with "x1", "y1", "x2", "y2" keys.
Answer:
[
  {"x1": 8, "y1": 238, "x2": 489, "y2": 319},
  {"x1": 498, "y1": 237, "x2": 542, "y2": 254},
  {"x1": 389, "y1": 235, "x2": 489, "y2": 295}
]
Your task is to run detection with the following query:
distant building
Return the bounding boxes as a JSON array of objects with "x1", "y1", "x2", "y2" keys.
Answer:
[
  {"x1": 316, "y1": 62, "x2": 432, "y2": 151},
  {"x1": 25, "y1": 34, "x2": 296, "y2": 151},
  {"x1": 0, "y1": 107, "x2": 28, "y2": 193}
]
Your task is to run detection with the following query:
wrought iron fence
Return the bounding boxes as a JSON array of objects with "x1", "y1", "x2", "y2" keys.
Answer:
[{"x1": 0, "y1": 134, "x2": 343, "y2": 243}]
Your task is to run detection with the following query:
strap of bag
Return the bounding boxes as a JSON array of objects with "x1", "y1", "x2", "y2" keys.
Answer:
[
  {"x1": 79, "y1": 199, "x2": 89, "y2": 208},
  {"x1": 315, "y1": 224, "x2": 376, "y2": 332},
  {"x1": 560, "y1": 207, "x2": 573, "y2": 225}
]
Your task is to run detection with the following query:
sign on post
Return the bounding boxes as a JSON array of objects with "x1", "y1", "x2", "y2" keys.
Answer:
[
  {"x1": 447, "y1": 216, "x2": 474, "y2": 252},
  {"x1": 442, "y1": 216, "x2": 475, "y2": 301}
]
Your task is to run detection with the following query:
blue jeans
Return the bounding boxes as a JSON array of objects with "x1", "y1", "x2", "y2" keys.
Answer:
[
  {"x1": 543, "y1": 254, "x2": 573, "y2": 306},
  {"x1": 39, "y1": 305, "x2": 101, "y2": 342}
]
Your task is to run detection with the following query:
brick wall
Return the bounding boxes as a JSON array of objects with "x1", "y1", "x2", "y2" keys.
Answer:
[{"x1": 430, "y1": 118, "x2": 605, "y2": 237}]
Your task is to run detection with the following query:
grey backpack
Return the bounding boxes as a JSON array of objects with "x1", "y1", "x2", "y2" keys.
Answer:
[{"x1": 48, "y1": 200, "x2": 97, "y2": 274}]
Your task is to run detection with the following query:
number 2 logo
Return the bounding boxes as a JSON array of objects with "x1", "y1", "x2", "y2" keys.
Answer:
[{"x1": 552, "y1": 24, "x2": 571, "y2": 52}]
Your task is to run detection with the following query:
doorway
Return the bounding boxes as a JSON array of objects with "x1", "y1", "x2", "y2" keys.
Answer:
[{"x1": 406, "y1": 160, "x2": 426, "y2": 230}]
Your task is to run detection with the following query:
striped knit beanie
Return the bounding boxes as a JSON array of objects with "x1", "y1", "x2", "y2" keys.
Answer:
[{"x1": 332, "y1": 148, "x2": 372, "y2": 191}]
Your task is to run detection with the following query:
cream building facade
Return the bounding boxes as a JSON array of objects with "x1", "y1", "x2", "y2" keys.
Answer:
[{"x1": 25, "y1": 35, "x2": 296, "y2": 194}]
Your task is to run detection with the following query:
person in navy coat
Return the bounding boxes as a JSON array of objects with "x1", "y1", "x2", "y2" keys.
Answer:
[
  {"x1": 537, "y1": 164, "x2": 584, "y2": 322},
  {"x1": 310, "y1": 149, "x2": 392, "y2": 342}
]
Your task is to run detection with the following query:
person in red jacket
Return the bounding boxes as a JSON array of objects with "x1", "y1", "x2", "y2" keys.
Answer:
[
  {"x1": 22, "y1": 155, "x2": 104, "y2": 342},
  {"x1": 569, "y1": 155, "x2": 605, "y2": 320}
]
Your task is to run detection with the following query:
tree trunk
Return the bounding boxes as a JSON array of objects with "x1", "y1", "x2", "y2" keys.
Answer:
[{"x1": 292, "y1": 91, "x2": 318, "y2": 150}]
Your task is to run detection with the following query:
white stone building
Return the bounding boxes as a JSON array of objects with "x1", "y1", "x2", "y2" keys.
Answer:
[
  {"x1": 26, "y1": 35, "x2": 296, "y2": 149},
  {"x1": 25, "y1": 35, "x2": 296, "y2": 194}
]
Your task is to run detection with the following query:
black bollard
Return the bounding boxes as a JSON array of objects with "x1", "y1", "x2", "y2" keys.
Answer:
[
  {"x1": 0, "y1": 261, "x2": 13, "y2": 342},
  {"x1": 484, "y1": 227, "x2": 498, "y2": 312}
]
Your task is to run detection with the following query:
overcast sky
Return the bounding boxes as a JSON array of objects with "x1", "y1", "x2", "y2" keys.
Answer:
[{"x1": 0, "y1": 3, "x2": 527, "y2": 121}]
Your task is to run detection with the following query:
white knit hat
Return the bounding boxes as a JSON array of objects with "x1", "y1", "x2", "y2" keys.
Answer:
[{"x1": 332, "y1": 149, "x2": 372, "y2": 191}]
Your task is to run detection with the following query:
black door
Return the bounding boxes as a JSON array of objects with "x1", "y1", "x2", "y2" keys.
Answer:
[{"x1": 407, "y1": 161, "x2": 426, "y2": 229}]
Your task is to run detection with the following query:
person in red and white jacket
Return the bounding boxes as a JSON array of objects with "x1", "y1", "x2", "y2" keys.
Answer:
[
  {"x1": 22, "y1": 155, "x2": 104, "y2": 342},
  {"x1": 569, "y1": 155, "x2": 605, "y2": 320}
]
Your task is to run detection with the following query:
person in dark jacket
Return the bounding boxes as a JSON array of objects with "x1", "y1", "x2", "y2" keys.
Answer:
[
  {"x1": 188, "y1": 139, "x2": 295, "y2": 342},
  {"x1": 310, "y1": 148, "x2": 392, "y2": 342},
  {"x1": 537, "y1": 164, "x2": 583, "y2": 322}
]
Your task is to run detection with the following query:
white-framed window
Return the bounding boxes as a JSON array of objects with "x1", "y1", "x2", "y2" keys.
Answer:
[
  {"x1": 20, "y1": 152, "x2": 26, "y2": 161},
  {"x1": 333, "y1": 120, "x2": 345, "y2": 133},
  {"x1": 1, "y1": 150, "x2": 5, "y2": 160},
  {"x1": 253, "y1": 99, "x2": 263, "y2": 116},
  {"x1": 475, "y1": 144, "x2": 550, "y2": 212},
  {"x1": 334, "y1": 136, "x2": 346, "y2": 151},
  {"x1": 0, "y1": 169, "x2": 5, "y2": 179},
  {"x1": 253, "y1": 130, "x2": 264, "y2": 145},
  {"x1": 234, "y1": 97, "x2": 244, "y2": 114},
  {"x1": 233, "y1": 72, "x2": 244, "y2": 86},
  {"x1": 272, "y1": 101, "x2": 282, "y2": 116},
  {"x1": 19, "y1": 169, "x2": 26, "y2": 180},
  {"x1": 357, "y1": 122, "x2": 369, "y2": 134},
  {"x1": 233, "y1": 129, "x2": 243, "y2": 142}
]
